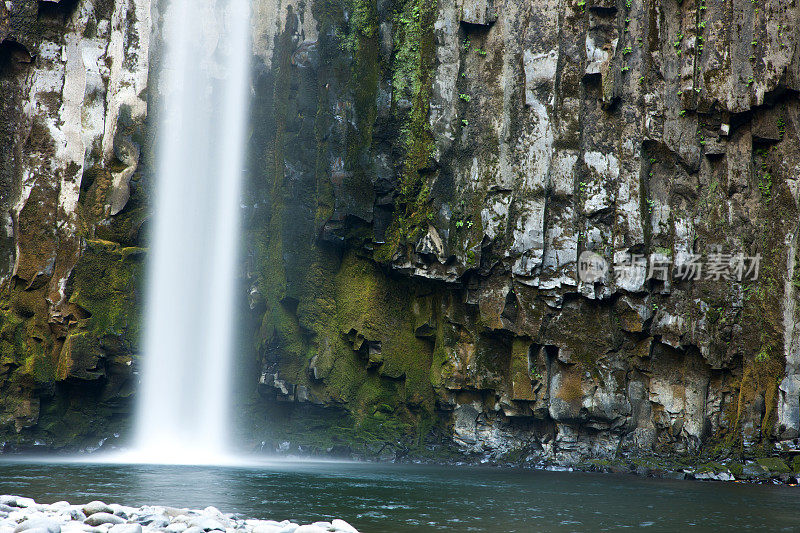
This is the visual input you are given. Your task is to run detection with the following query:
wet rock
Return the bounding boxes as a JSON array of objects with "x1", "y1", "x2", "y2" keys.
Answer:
[
  {"x1": 84, "y1": 514, "x2": 125, "y2": 526},
  {"x1": 135, "y1": 515, "x2": 168, "y2": 528},
  {"x1": 0, "y1": 497, "x2": 358, "y2": 533},
  {"x1": 740, "y1": 463, "x2": 770, "y2": 481},
  {"x1": 330, "y1": 522, "x2": 357, "y2": 533},
  {"x1": 108, "y1": 525, "x2": 141, "y2": 533},
  {"x1": 13, "y1": 519, "x2": 60, "y2": 533},
  {"x1": 755, "y1": 457, "x2": 792, "y2": 475},
  {"x1": 82, "y1": 502, "x2": 113, "y2": 517},
  {"x1": 250, "y1": 522, "x2": 285, "y2": 533},
  {"x1": 188, "y1": 517, "x2": 225, "y2": 531}
]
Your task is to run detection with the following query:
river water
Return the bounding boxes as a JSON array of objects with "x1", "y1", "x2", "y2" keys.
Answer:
[{"x1": 0, "y1": 460, "x2": 798, "y2": 532}]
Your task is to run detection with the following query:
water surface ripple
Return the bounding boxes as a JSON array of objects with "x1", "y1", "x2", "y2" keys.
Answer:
[{"x1": 0, "y1": 461, "x2": 797, "y2": 532}]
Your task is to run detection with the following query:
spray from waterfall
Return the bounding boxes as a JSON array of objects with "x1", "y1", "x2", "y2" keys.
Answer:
[{"x1": 131, "y1": 0, "x2": 250, "y2": 464}]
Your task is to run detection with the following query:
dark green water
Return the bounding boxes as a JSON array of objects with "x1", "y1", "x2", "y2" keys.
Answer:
[{"x1": 0, "y1": 460, "x2": 798, "y2": 532}]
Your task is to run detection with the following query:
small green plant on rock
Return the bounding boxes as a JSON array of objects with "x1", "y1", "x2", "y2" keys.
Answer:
[
  {"x1": 459, "y1": 93, "x2": 471, "y2": 102},
  {"x1": 759, "y1": 172, "x2": 772, "y2": 201}
]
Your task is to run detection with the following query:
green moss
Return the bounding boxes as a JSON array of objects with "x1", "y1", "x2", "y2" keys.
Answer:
[
  {"x1": 756, "y1": 457, "x2": 791, "y2": 474},
  {"x1": 722, "y1": 146, "x2": 796, "y2": 446},
  {"x1": 68, "y1": 239, "x2": 144, "y2": 346},
  {"x1": 375, "y1": 0, "x2": 438, "y2": 261}
]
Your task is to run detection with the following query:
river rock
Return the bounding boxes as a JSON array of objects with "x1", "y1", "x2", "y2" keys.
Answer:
[
  {"x1": 82, "y1": 503, "x2": 113, "y2": 517},
  {"x1": 84, "y1": 514, "x2": 125, "y2": 526},
  {"x1": 755, "y1": 457, "x2": 792, "y2": 475},
  {"x1": 4, "y1": 499, "x2": 35, "y2": 510},
  {"x1": 108, "y1": 524, "x2": 142, "y2": 533},
  {"x1": 13, "y1": 519, "x2": 61, "y2": 533},
  {"x1": 741, "y1": 463, "x2": 770, "y2": 481},
  {"x1": 330, "y1": 520, "x2": 357, "y2": 533},
  {"x1": 292, "y1": 526, "x2": 327, "y2": 533},
  {"x1": 77, "y1": 527, "x2": 105, "y2": 533},
  {"x1": 134, "y1": 515, "x2": 168, "y2": 528},
  {"x1": 0, "y1": 497, "x2": 357, "y2": 533},
  {"x1": 108, "y1": 505, "x2": 134, "y2": 519},
  {"x1": 188, "y1": 518, "x2": 225, "y2": 531},
  {"x1": 250, "y1": 522, "x2": 286, "y2": 533}
]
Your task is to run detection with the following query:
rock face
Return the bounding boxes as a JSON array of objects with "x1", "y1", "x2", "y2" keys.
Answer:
[
  {"x1": 244, "y1": 0, "x2": 800, "y2": 465},
  {"x1": 2, "y1": 0, "x2": 800, "y2": 468},
  {"x1": 0, "y1": 0, "x2": 150, "y2": 449}
]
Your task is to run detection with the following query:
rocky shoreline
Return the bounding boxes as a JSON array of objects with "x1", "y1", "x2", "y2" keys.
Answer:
[
  {"x1": 267, "y1": 442, "x2": 800, "y2": 486},
  {"x1": 437, "y1": 454, "x2": 800, "y2": 485},
  {"x1": 0, "y1": 497, "x2": 359, "y2": 533}
]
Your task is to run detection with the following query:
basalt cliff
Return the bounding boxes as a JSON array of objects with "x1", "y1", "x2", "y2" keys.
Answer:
[{"x1": 3, "y1": 0, "x2": 800, "y2": 474}]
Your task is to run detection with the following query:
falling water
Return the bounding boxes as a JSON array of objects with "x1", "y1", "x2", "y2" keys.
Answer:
[{"x1": 132, "y1": 0, "x2": 250, "y2": 464}]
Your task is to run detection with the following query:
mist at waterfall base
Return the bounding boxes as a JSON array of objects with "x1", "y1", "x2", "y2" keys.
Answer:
[{"x1": 126, "y1": 0, "x2": 250, "y2": 464}]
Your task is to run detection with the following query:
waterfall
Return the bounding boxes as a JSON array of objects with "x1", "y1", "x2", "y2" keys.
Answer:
[{"x1": 132, "y1": 0, "x2": 250, "y2": 464}]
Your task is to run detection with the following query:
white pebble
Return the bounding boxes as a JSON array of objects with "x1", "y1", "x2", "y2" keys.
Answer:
[{"x1": 0, "y1": 498, "x2": 354, "y2": 533}]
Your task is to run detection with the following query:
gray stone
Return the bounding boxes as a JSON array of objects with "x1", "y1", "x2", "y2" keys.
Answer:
[
  {"x1": 188, "y1": 518, "x2": 225, "y2": 532},
  {"x1": 13, "y1": 519, "x2": 60, "y2": 533},
  {"x1": 251, "y1": 525, "x2": 282, "y2": 533},
  {"x1": 84, "y1": 513, "x2": 125, "y2": 526},
  {"x1": 330, "y1": 521, "x2": 358, "y2": 533},
  {"x1": 292, "y1": 526, "x2": 326, "y2": 533},
  {"x1": 108, "y1": 524, "x2": 142, "y2": 533},
  {"x1": 82, "y1": 502, "x2": 113, "y2": 517},
  {"x1": 134, "y1": 515, "x2": 168, "y2": 528}
]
